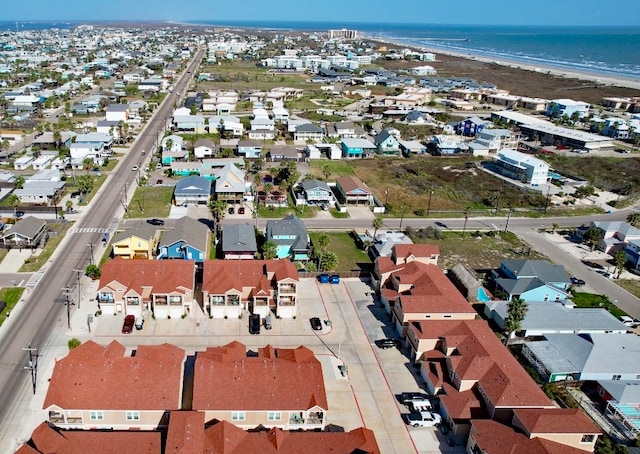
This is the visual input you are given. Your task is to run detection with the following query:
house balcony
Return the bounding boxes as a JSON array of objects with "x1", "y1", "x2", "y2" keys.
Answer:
[
  {"x1": 278, "y1": 297, "x2": 296, "y2": 306},
  {"x1": 279, "y1": 284, "x2": 297, "y2": 293}
]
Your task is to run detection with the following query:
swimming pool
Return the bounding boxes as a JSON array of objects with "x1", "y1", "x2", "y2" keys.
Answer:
[
  {"x1": 549, "y1": 172, "x2": 563, "y2": 180},
  {"x1": 477, "y1": 287, "x2": 492, "y2": 302}
]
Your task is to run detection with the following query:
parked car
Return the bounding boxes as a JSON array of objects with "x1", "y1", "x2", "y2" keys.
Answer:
[
  {"x1": 582, "y1": 260, "x2": 604, "y2": 270},
  {"x1": 249, "y1": 314, "x2": 261, "y2": 334},
  {"x1": 15, "y1": 211, "x2": 24, "y2": 218},
  {"x1": 310, "y1": 317, "x2": 323, "y2": 331},
  {"x1": 238, "y1": 207, "x2": 245, "y2": 215},
  {"x1": 375, "y1": 338, "x2": 401, "y2": 349},
  {"x1": 330, "y1": 274, "x2": 340, "y2": 284},
  {"x1": 135, "y1": 316, "x2": 144, "y2": 330},
  {"x1": 132, "y1": 165, "x2": 139, "y2": 171},
  {"x1": 228, "y1": 206, "x2": 235, "y2": 215},
  {"x1": 399, "y1": 392, "x2": 431, "y2": 406},
  {"x1": 570, "y1": 277, "x2": 586, "y2": 286},
  {"x1": 264, "y1": 314, "x2": 272, "y2": 330},
  {"x1": 409, "y1": 398, "x2": 432, "y2": 412},
  {"x1": 146, "y1": 218, "x2": 164, "y2": 226},
  {"x1": 121, "y1": 315, "x2": 135, "y2": 334},
  {"x1": 156, "y1": 179, "x2": 163, "y2": 185},
  {"x1": 406, "y1": 411, "x2": 442, "y2": 427},
  {"x1": 318, "y1": 274, "x2": 330, "y2": 283},
  {"x1": 597, "y1": 270, "x2": 613, "y2": 279},
  {"x1": 619, "y1": 315, "x2": 640, "y2": 328}
]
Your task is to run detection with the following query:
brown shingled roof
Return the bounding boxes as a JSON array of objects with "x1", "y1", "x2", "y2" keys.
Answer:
[
  {"x1": 335, "y1": 175, "x2": 371, "y2": 194},
  {"x1": 192, "y1": 343, "x2": 327, "y2": 412},
  {"x1": 43, "y1": 341, "x2": 185, "y2": 411}
]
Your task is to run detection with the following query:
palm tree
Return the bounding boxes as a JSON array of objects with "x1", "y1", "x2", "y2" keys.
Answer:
[
  {"x1": 263, "y1": 182, "x2": 273, "y2": 204},
  {"x1": 319, "y1": 251, "x2": 338, "y2": 272},
  {"x1": 372, "y1": 216, "x2": 383, "y2": 239},
  {"x1": 504, "y1": 296, "x2": 528, "y2": 345},
  {"x1": 208, "y1": 199, "x2": 227, "y2": 236},
  {"x1": 316, "y1": 233, "x2": 330, "y2": 254},
  {"x1": 322, "y1": 164, "x2": 331, "y2": 180},
  {"x1": 614, "y1": 250, "x2": 627, "y2": 279},
  {"x1": 627, "y1": 212, "x2": 640, "y2": 228}
]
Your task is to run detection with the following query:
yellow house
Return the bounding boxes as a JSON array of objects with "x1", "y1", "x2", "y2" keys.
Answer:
[{"x1": 111, "y1": 220, "x2": 160, "y2": 259}]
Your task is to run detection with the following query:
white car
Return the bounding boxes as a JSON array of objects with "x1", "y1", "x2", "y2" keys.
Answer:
[
  {"x1": 132, "y1": 165, "x2": 139, "y2": 171},
  {"x1": 406, "y1": 411, "x2": 442, "y2": 427},
  {"x1": 620, "y1": 316, "x2": 640, "y2": 328}
]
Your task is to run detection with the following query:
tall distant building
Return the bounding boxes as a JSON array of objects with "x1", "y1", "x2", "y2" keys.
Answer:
[{"x1": 329, "y1": 29, "x2": 358, "y2": 40}]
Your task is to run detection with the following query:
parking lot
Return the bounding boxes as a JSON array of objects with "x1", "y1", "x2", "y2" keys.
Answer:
[{"x1": 43, "y1": 277, "x2": 465, "y2": 453}]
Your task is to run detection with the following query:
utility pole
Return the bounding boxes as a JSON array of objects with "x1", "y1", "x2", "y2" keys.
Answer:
[
  {"x1": 86, "y1": 243, "x2": 94, "y2": 265},
  {"x1": 23, "y1": 346, "x2": 38, "y2": 395},
  {"x1": 73, "y1": 268, "x2": 83, "y2": 309},
  {"x1": 505, "y1": 207, "x2": 513, "y2": 232},
  {"x1": 399, "y1": 206, "x2": 406, "y2": 231},
  {"x1": 62, "y1": 287, "x2": 74, "y2": 329},
  {"x1": 427, "y1": 188, "x2": 434, "y2": 216}
]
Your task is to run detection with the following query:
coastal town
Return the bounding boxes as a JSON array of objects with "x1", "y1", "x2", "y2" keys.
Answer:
[{"x1": 0, "y1": 22, "x2": 639, "y2": 454}]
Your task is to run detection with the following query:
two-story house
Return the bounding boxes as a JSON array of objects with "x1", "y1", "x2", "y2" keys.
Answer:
[
  {"x1": 157, "y1": 216, "x2": 209, "y2": 263},
  {"x1": 173, "y1": 175, "x2": 212, "y2": 205},
  {"x1": 374, "y1": 128, "x2": 401, "y2": 155},
  {"x1": 221, "y1": 223, "x2": 258, "y2": 260},
  {"x1": 299, "y1": 179, "x2": 333, "y2": 205},
  {"x1": 265, "y1": 215, "x2": 310, "y2": 261},
  {"x1": 192, "y1": 342, "x2": 328, "y2": 430},
  {"x1": 111, "y1": 220, "x2": 161, "y2": 260},
  {"x1": 44, "y1": 341, "x2": 185, "y2": 430},
  {"x1": 97, "y1": 258, "x2": 195, "y2": 318},
  {"x1": 490, "y1": 259, "x2": 571, "y2": 302},
  {"x1": 202, "y1": 259, "x2": 298, "y2": 318},
  {"x1": 213, "y1": 163, "x2": 246, "y2": 204}
]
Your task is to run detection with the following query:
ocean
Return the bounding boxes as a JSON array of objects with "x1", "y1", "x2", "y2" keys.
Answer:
[{"x1": 2, "y1": 20, "x2": 638, "y2": 80}]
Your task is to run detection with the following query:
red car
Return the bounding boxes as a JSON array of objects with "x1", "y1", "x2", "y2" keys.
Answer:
[{"x1": 121, "y1": 315, "x2": 135, "y2": 334}]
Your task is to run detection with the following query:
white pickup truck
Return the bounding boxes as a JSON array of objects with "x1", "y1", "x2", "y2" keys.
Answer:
[{"x1": 406, "y1": 411, "x2": 442, "y2": 427}]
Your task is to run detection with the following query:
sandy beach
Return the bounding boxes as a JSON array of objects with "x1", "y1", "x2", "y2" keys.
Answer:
[{"x1": 362, "y1": 34, "x2": 640, "y2": 101}]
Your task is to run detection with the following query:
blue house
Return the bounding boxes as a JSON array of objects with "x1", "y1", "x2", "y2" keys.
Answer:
[
  {"x1": 374, "y1": 128, "x2": 401, "y2": 156},
  {"x1": 490, "y1": 259, "x2": 571, "y2": 302},
  {"x1": 265, "y1": 215, "x2": 310, "y2": 261},
  {"x1": 157, "y1": 216, "x2": 209, "y2": 262},
  {"x1": 454, "y1": 116, "x2": 489, "y2": 136},
  {"x1": 341, "y1": 138, "x2": 376, "y2": 158}
]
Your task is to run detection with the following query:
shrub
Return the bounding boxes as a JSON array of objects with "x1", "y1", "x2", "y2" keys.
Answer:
[{"x1": 68, "y1": 338, "x2": 81, "y2": 349}]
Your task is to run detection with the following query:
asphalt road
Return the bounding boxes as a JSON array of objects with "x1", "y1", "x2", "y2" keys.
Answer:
[{"x1": 0, "y1": 49, "x2": 204, "y2": 436}]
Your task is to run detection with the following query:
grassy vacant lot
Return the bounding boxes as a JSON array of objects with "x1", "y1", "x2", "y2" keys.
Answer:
[
  {"x1": 127, "y1": 186, "x2": 174, "y2": 218},
  {"x1": 544, "y1": 155, "x2": 640, "y2": 195},
  {"x1": 0, "y1": 287, "x2": 25, "y2": 326},
  {"x1": 310, "y1": 157, "x2": 551, "y2": 217},
  {"x1": 570, "y1": 291, "x2": 627, "y2": 318},
  {"x1": 198, "y1": 61, "x2": 311, "y2": 92},
  {"x1": 66, "y1": 174, "x2": 107, "y2": 206},
  {"x1": 20, "y1": 221, "x2": 73, "y2": 272},
  {"x1": 309, "y1": 232, "x2": 371, "y2": 273},
  {"x1": 409, "y1": 230, "x2": 546, "y2": 272},
  {"x1": 615, "y1": 279, "x2": 640, "y2": 301}
]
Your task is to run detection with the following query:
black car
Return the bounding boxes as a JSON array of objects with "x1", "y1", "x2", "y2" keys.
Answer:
[
  {"x1": 228, "y1": 206, "x2": 235, "y2": 215},
  {"x1": 249, "y1": 314, "x2": 261, "y2": 334},
  {"x1": 570, "y1": 277, "x2": 586, "y2": 286},
  {"x1": 147, "y1": 218, "x2": 165, "y2": 226},
  {"x1": 582, "y1": 260, "x2": 604, "y2": 270},
  {"x1": 310, "y1": 317, "x2": 323, "y2": 331},
  {"x1": 375, "y1": 338, "x2": 401, "y2": 349},
  {"x1": 399, "y1": 392, "x2": 431, "y2": 406}
]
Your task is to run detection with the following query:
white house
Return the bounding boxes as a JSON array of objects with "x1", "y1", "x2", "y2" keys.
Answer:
[
  {"x1": 495, "y1": 148, "x2": 549, "y2": 186},
  {"x1": 105, "y1": 104, "x2": 129, "y2": 122},
  {"x1": 14, "y1": 156, "x2": 34, "y2": 170},
  {"x1": 31, "y1": 155, "x2": 53, "y2": 170}
]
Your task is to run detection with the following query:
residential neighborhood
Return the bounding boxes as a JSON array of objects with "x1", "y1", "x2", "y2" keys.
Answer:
[{"x1": 0, "y1": 20, "x2": 639, "y2": 454}]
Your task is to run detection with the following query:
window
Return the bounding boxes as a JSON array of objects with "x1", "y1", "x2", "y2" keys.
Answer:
[
  {"x1": 231, "y1": 412, "x2": 245, "y2": 421},
  {"x1": 612, "y1": 374, "x2": 622, "y2": 380},
  {"x1": 89, "y1": 411, "x2": 104, "y2": 420},
  {"x1": 126, "y1": 411, "x2": 140, "y2": 420},
  {"x1": 443, "y1": 314, "x2": 452, "y2": 319},
  {"x1": 267, "y1": 411, "x2": 281, "y2": 421},
  {"x1": 581, "y1": 434, "x2": 595, "y2": 443}
]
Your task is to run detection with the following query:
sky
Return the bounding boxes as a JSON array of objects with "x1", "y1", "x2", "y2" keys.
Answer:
[{"x1": 3, "y1": 0, "x2": 640, "y2": 26}]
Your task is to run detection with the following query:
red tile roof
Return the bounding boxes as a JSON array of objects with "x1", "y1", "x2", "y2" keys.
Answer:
[
  {"x1": 470, "y1": 419, "x2": 589, "y2": 454},
  {"x1": 203, "y1": 420, "x2": 380, "y2": 453},
  {"x1": 514, "y1": 408, "x2": 601, "y2": 435},
  {"x1": 390, "y1": 263, "x2": 475, "y2": 314},
  {"x1": 99, "y1": 258, "x2": 195, "y2": 296},
  {"x1": 165, "y1": 411, "x2": 215, "y2": 453},
  {"x1": 43, "y1": 341, "x2": 185, "y2": 411},
  {"x1": 202, "y1": 259, "x2": 297, "y2": 295},
  {"x1": 192, "y1": 342, "x2": 327, "y2": 412},
  {"x1": 392, "y1": 243, "x2": 440, "y2": 263},
  {"x1": 439, "y1": 383, "x2": 487, "y2": 420},
  {"x1": 408, "y1": 320, "x2": 552, "y2": 409},
  {"x1": 19, "y1": 422, "x2": 161, "y2": 454}
]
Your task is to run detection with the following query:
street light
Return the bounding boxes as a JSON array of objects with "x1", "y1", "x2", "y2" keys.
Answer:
[
  {"x1": 23, "y1": 346, "x2": 38, "y2": 395},
  {"x1": 87, "y1": 243, "x2": 94, "y2": 265}
]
